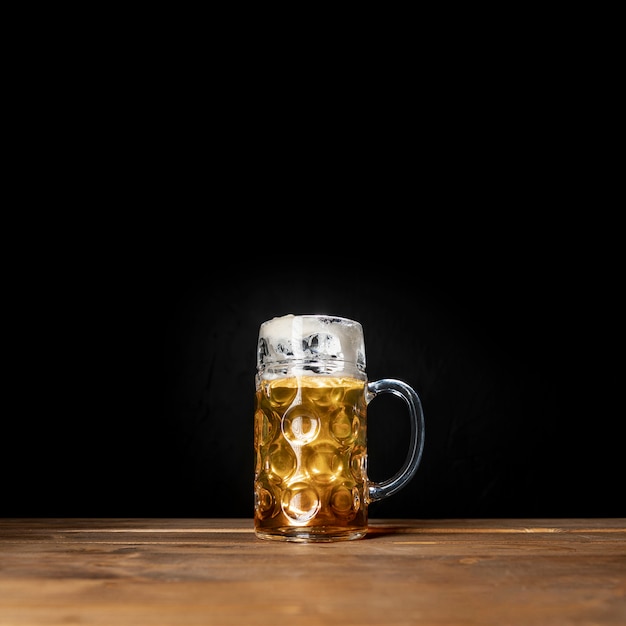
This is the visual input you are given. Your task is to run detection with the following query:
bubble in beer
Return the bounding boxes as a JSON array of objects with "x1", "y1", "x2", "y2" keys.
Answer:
[
  {"x1": 282, "y1": 405, "x2": 320, "y2": 445},
  {"x1": 281, "y1": 483, "x2": 321, "y2": 522},
  {"x1": 350, "y1": 445, "x2": 367, "y2": 481},
  {"x1": 255, "y1": 477, "x2": 278, "y2": 520},
  {"x1": 267, "y1": 441, "x2": 297, "y2": 480},
  {"x1": 304, "y1": 442, "x2": 344, "y2": 484},
  {"x1": 266, "y1": 382, "x2": 297, "y2": 408},
  {"x1": 254, "y1": 408, "x2": 275, "y2": 447},
  {"x1": 330, "y1": 407, "x2": 358, "y2": 444},
  {"x1": 330, "y1": 484, "x2": 360, "y2": 518},
  {"x1": 307, "y1": 381, "x2": 345, "y2": 407}
]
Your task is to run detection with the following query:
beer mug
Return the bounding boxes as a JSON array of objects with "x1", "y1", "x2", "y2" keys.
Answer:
[{"x1": 254, "y1": 314, "x2": 425, "y2": 542}]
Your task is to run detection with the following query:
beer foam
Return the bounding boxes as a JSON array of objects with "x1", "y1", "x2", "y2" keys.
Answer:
[{"x1": 258, "y1": 314, "x2": 366, "y2": 371}]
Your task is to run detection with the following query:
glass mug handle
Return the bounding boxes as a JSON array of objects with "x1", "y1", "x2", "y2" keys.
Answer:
[{"x1": 366, "y1": 378, "x2": 426, "y2": 502}]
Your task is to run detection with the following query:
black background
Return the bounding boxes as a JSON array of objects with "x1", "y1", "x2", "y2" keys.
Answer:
[
  {"x1": 3, "y1": 21, "x2": 622, "y2": 521},
  {"x1": 5, "y1": 223, "x2": 620, "y2": 519}
]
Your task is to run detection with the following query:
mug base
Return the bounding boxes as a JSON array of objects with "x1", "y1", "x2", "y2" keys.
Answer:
[{"x1": 255, "y1": 525, "x2": 368, "y2": 543}]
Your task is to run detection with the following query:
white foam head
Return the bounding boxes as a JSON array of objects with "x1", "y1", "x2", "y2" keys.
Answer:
[{"x1": 257, "y1": 314, "x2": 366, "y2": 374}]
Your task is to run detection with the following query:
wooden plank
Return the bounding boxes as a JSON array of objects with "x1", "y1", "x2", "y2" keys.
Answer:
[{"x1": 0, "y1": 519, "x2": 624, "y2": 626}]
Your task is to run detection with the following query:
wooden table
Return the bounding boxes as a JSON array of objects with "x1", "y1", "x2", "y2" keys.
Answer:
[{"x1": 1, "y1": 518, "x2": 624, "y2": 625}]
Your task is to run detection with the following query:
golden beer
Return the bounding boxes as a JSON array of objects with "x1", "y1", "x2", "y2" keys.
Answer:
[
  {"x1": 254, "y1": 314, "x2": 425, "y2": 542},
  {"x1": 254, "y1": 375, "x2": 369, "y2": 541}
]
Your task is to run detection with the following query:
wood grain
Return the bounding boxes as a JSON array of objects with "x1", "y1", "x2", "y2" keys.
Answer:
[{"x1": 1, "y1": 518, "x2": 624, "y2": 625}]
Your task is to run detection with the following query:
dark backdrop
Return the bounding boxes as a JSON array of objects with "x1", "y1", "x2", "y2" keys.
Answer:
[{"x1": 4, "y1": 228, "x2": 620, "y2": 519}]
